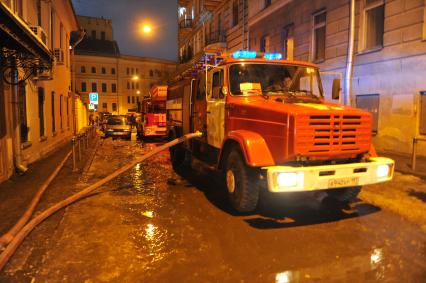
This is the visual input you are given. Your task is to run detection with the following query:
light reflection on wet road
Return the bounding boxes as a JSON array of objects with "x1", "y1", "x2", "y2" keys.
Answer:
[
  {"x1": 3, "y1": 139, "x2": 425, "y2": 282},
  {"x1": 110, "y1": 140, "x2": 426, "y2": 282}
]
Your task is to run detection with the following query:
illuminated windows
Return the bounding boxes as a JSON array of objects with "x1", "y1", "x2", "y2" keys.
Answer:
[
  {"x1": 282, "y1": 24, "x2": 294, "y2": 60},
  {"x1": 232, "y1": 0, "x2": 239, "y2": 27},
  {"x1": 260, "y1": 35, "x2": 270, "y2": 52}
]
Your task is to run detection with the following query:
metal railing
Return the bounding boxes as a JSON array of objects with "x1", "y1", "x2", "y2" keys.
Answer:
[
  {"x1": 71, "y1": 125, "x2": 97, "y2": 172},
  {"x1": 179, "y1": 18, "x2": 193, "y2": 29},
  {"x1": 411, "y1": 136, "x2": 426, "y2": 170}
]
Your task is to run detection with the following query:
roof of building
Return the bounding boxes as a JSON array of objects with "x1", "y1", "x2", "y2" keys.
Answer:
[{"x1": 73, "y1": 36, "x2": 120, "y2": 56}]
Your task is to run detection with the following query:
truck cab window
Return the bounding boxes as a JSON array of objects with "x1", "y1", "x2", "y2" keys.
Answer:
[{"x1": 211, "y1": 70, "x2": 223, "y2": 99}]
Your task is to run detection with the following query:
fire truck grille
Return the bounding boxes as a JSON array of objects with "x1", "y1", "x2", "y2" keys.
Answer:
[{"x1": 296, "y1": 114, "x2": 371, "y2": 156}]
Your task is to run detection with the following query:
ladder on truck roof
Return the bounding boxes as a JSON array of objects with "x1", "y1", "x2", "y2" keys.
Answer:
[{"x1": 170, "y1": 50, "x2": 225, "y2": 83}]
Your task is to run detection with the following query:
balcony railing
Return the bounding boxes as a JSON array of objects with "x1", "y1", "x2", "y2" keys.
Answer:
[
  {"x1": 205, "y1": 30, "x2": 226, "y2": 46},
  {"x1": 179, "y1": 18, "x2": 193, "y2": 29}
]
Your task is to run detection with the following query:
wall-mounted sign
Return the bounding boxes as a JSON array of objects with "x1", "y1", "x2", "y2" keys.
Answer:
[{"x1": 89, "y1": 92, "x2": 99, "y2": 105}]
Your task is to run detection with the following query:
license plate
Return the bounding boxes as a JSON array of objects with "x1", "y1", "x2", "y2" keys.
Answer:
[
  {"x1": 113, "y1": 132, "x2": 123, "y2": 135},
  {"x1": 328, "y1": 176, "x2": 359, "y2": 188}
]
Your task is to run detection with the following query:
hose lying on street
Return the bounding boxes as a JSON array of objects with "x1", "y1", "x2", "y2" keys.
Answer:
[
  {"x1": 0, "y1": 151, "x2": 72, "y2": 248},
  {"x1": 0, "y1": 132, "x2": 202, "y2": 271}
]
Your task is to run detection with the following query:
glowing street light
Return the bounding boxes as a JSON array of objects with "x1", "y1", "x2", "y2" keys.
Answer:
[
  {"x1": 142, "y1": 24, "x2": 152, "y2": 34},
  {"x1": 136, "y1": 90, "x2": 141, "y2": 95},
  {"x1": 132, "y1": 75, "x2": 139, "y2": 80}
]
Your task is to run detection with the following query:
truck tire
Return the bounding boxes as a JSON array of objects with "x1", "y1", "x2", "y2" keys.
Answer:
[
  {"x1": 326, "y1": 186, "x2": 361, "y2": 203},
  {"x1": 169, "y1": 144, "x2": 191, "y2": 171},
  {"x1": 225, "y1": 149, "x2": 260, "y2": 213}
]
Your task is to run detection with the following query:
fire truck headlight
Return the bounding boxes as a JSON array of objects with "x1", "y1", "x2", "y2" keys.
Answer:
[
  {"x1": 376, "y1": 164, "x2": 391, "y2": 178},
  {"x1": 276, "y1": 172, "x2": 304, "y2": 188}
]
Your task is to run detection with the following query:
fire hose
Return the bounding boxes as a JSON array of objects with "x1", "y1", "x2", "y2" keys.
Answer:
[{"x1": 0, "y1": 132, "x2": 202, "y2": 271}]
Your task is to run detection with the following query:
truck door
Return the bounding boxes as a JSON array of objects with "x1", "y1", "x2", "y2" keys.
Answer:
[
  {"x1": 206, "y1": 68, "x2": 225, "y2": 148},
  {"x1": 192, "y1": 75, "x2": 207, "y2": 137}
]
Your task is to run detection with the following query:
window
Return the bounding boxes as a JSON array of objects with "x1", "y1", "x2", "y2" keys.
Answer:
[
  {"x1": 136, "y1": 82, "x2": 139, "y2": 89},
  {"x1": 81, "y1": 82, "x2": 87, "y2": 92},
  {"x1": 232, "y1": 0, "x2": 239, "y2": 27},
  {"x1": 102, "y1": 102, "x2": 107, "y2": 109},
  {"x1": 36, "y1": 0, "x2": 41, "y2": 26},
  {"x1": 282, "y1": 24, "x2": 294, "y2": 60},
  {"x1": 91, "y1": 30, "x2": 96, "y2": 39},
  {"x1": 420, "y1": 91, "x2": 426, "y2": 135},
  {"x1": 59, "y1": 94, "x2": 63, "y2": 129},
  {"x1": 81, "y1": 66, "x2": 86, "y2": 73},
  {"x1": 313, "y1": 10, "x2": 326, "y2": 62},
  {"x1": 211, "y1": 70, "x2": 224, "y2": 99},
  {"x1": 59, "y1": 23, "x2": 63, "y2": 49},
  {"x1": 51, "y1": 92, "x2": 55, "y2": 133},
  {"x1": 132, "y1": 82, "x2": 135, "y2": 89},
  {"x1": 66, "y1": 97, "x2": 69, "y2": 129},
  {"x1": 149, "y1": 70, "x2": 153, "y2": 77},
  {"x1": 92, "y1": 83, "x2": 97, "y2": 92},
  {"x1": 127, "y1": 96, "x2": 130, "y2": 103},
  {"x1": 356, "y1": 94, "x2": 380, "y2": 134},
  {"x1": 91, "y1": 66, "x2": 96, "y2": 73},
  {"x1": 136, "y1": 68, "x2": 139, "y2": 74},
  {"x1": 260, "y1": 35, "x2": 270, "y2": 52},
  {"x1": 112, "y1": 103, "x2": 117, "y2": 111},
  {"x1": 127, "y1": 81, "x2": 130, "y2": 89},
  {"x1": 0, "y1": 80, "x2": 6, "y2": 138},
  {"x1": 38, "y1": 87, "x2": 46, "y2": 137},
  {"x1": 112, "y1": 83, "x2": 117, "y2": 93},
  {"x1": 50, "y1": 8, "x2": 55, "y2": 49},
  {"x1": 101, "y1": 31, "x2": 105, "y2": 40},
  {"x1": 132, "y1": 96, "x2": 135, "y2": 103},
  {"x1": 111, "y1": 68, "x2": 116, "y2": 74},
  {"x1": 18, "y1": 83, "x2": 28, "y2": 142},
  {"x1": 363, "y1": 0, "x2": 385, "y2": 50},
  {"x1": 102, "y1": 83, "x2": 107, "y2": 92},
  {"x1": 131, "y1": 68, "x2": 134, "y2": 75},
  {"x1": 127, "y1": 68, "x2": 130, "y2": 75},
  {"x1": 101, "y1": 67, "x2": 106, "y2": 74}
]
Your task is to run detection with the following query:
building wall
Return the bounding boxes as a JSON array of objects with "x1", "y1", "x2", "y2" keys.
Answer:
[
  {"x1": 75, "y1": 54, "x2": 176, "y2": 115},
  {"x1": 75, "y1": 55, "x2": 119, "y2": 114},
  {"x1": 248, "y1": 0, "x2": 426, "y2": 156},
  {"x1": 0, "y1": 0, "x2": 78, "y2": 183},
  {"x1": 77, "y1": 15, "x2": 114, "y2": 40}
]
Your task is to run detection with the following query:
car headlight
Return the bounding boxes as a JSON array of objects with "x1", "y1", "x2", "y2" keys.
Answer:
[
  {"x1": 107, "y1": 129, "x2": 114, "y2": 132},
  {"x1": 276, "y1": 172, "x2": 304, "y2": 188},
  {"x1": 123, "y1": 129, "x2": 130, "y2": 132},
  {"x1": 376, "y1": 164, "x2": 391, "y2": 178}
]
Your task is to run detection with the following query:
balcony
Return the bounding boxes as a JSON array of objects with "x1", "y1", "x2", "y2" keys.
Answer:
[
  {"x1": 179, "y1": 18, "x2": 193, "y2": 29},
  {"x1": 205, "y1": 30, "x2": 226, "y2": 46}
]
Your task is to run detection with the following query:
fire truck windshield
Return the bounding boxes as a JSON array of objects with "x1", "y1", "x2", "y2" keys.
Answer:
[{"x1": 229, "y1": 63, "x2": 323, "y2": 99}]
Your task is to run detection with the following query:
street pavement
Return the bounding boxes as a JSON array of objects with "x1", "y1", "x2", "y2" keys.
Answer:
[{"x1": 0, "y1": 139, "x2": 425, "y2": 282}]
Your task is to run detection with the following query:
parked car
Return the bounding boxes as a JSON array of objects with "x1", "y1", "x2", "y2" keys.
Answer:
[{"x1": 104, "y1": 116, "x2": 132, "y2": 140}]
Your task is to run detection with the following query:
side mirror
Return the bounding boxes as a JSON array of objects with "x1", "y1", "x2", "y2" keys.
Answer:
[{"x1": 332, "y1": 78, "x2": 340, "y2": 100}]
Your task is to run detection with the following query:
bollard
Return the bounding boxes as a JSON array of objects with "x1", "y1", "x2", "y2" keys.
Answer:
[
  {"x1": 85, "y1": 131, "x2": 89, "y2": 148},
  {"x1": 78, "y1": 135, "x2": 82, "y2": 161},
  {"x1": 411, "y1": 138, "x2": 417, "y2": 171},
  {"x1": 72, "y1": 136, "x2": 78, "y2": 172}
]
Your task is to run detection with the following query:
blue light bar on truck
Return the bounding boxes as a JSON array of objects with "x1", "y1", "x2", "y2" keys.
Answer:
[
  {"x1": 232, "y1": 50, "x2": 257, "y2": 59},
  {"x1": 264, "y1": 53, "x2": 283, "y2": 60}
]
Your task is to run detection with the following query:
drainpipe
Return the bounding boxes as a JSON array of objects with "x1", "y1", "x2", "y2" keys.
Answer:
[
  {"x1": 345, "y1": 0, "x2": 356, "y2": 106},
  {"x1": 10, "y1": 59, "x2": 27, "y2": 173},
  {"x1": 70, "y1": 29, "x2": 86, "y2": 135},
  {"x1": 241, "y1": 0, "x2": 245, "y2": 50}
]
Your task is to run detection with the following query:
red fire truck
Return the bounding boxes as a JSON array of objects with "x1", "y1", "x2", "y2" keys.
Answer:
[
  {"x1": 167, "y1": 51, "x2": 394, "y2": 212},
  {"x1": 137, "y1": 85, "x2": 167, "y2": 139}
]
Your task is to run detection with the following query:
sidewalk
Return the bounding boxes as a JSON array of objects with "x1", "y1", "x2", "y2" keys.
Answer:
[
  {"x1": 0, "y1": 139, "x2": 97, "y2": 237},
  {"x1": 379, "y1": 150, "x2": 426, "y2": 179}
]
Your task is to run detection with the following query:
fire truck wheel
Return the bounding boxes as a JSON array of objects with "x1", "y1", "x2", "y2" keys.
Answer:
[
  {"x1": 225, "y1": 149, "x2": 260, "y2": 213},
  {"x1": 326, "y1": 186, "x2": 361, "y2": 203},
  {"x1": 170, "y1": 145, "x2": 191, "y2": 171}
]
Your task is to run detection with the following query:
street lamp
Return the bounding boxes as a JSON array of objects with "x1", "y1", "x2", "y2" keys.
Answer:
[{"x1": 142, "y1": 24, "x2": 152, "y2": 34}]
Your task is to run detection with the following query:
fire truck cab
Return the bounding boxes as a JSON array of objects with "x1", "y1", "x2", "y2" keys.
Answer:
[{"x1": 167, "y1": 51, "x2": 394, "y2": 212}]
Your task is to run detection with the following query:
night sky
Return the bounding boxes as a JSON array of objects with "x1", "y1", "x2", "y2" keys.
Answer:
[{"x1": 72, "y1": 0, "x2": 178, "y2": 61}]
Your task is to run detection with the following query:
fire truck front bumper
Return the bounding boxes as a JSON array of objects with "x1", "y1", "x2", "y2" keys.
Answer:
[{"x1": 264, "y1": 157, "x2": 394, "y2": 193}]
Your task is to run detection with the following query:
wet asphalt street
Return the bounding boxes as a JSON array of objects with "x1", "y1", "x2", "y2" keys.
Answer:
[{"x1": 2, "y1": 138, "x2": 426, "y2": 282}]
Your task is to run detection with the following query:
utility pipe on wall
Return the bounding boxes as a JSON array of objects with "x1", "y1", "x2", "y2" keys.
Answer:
[{"x1": 345, "y1": 0, "x2": 356, "y2": 106}]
